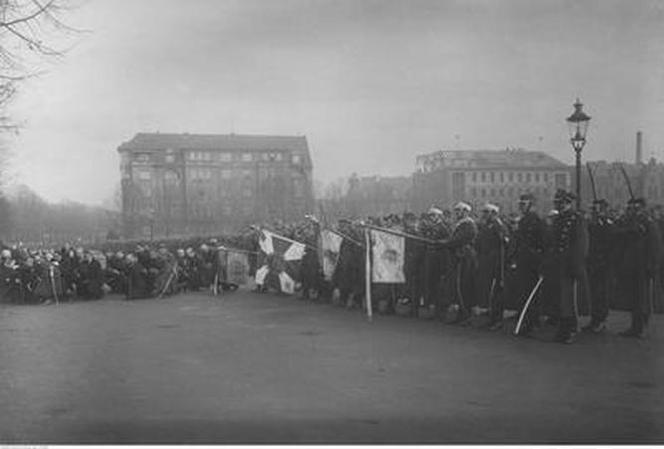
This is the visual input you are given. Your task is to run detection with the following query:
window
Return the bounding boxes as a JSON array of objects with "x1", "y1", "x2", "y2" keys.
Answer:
[
  {"x1": 134, "y1": 153, "x2": 150, "y2": 162},
  {"x1": 136, "y1": 169, "x2": 151, "y2": 180},
  {"x1": 471, "y1": 187, "x2": 477, "y2": 197},
  {"x1": 535, "y1": 172, "x2": 540, "y2": 183},
  {"x1": 242, "y1": 153, "x2": 253, "y2": 162},
  {"x1": 500, "y1": 172, "x2": 504, "y2": 183},
  {"x1": 220, "y1": 169, "x2": 231, "y2": 179},
  {"x1": 481, "y1": 172, "x2": 486, "y2": 182},
  {"x1": 190, "y1": 168, "x2": 211, "y2": 181},
  {"x1": 490, "y1": 172, "x2": 495, "y2": 183},
  {"x1": 472, "y1": 172, "x2": 477, "y2": 183},
  {"x1": 544, "y1": 173, "x2": 549, "y2": 182},
  {"x1": 490, "y1": 188, "x2": 496, "y2": 197},
  {"x1": 499, "y1": 188, "x2": 504, "y2": 197},
  {"x1": 509, "y1": 172, "x2": 514, "y2": 182},
  {"x1": 292, "y1": 155, "x2": 302, "y2": 164},
  {"x1": 481, "y1": 188, "x2": 486, "y2": 198},
  {"x1": 517, "y1": 173, "x2": 523, "y2": 182},
  {"x1": 526, "y1": 173, "x2": 532, "y2": 182},
  {"x1": 165, "y1": 154, "x2": 175, "y2": 163}
]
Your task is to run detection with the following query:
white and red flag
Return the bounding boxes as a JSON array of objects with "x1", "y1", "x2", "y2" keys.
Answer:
[{"x1": 255, "y1": 230, "x2": 306, "y2": 294}]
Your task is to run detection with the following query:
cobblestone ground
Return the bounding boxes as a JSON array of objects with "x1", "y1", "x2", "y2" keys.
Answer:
[{"x1": 0, "y1": 289, "x2": 662, "y2": 443}]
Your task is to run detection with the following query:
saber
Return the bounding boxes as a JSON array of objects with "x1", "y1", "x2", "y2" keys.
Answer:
[
  {"x1": 514, "y1": 275, "x2": 544, "y2": 335},
  {"x1": 49, "y1": 266, "x2": 59, "y2": 305},
  {"x1": 213, "y1": 272, "x2": 219, "y2": 296},
  {"x1": 619, "y1": 164, "x2": 635, "y2": 201},
  {"x1": 488, "y1": 277, "x2": 497, "y2": 313},
  {"x1": 158, "y1": 262, "x2": 178, "y2": 299},
  {"x1": 649, "y1": 277, "x2": 655, "y2": 316},
  {"x1": 586, "y1": 162, "x2": 598, "y2": 203}
]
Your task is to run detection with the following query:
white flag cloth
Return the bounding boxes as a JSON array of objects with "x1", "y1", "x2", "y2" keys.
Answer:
[
  {"x1": 319, "y1": 229, "x2": 344, "y2": 281},
  {"x1": 255, "y1": 230, "x2": 306, "y2": 294},
  {"x1": 370, "y1": 229, "x2": 405, "y2": 283}
]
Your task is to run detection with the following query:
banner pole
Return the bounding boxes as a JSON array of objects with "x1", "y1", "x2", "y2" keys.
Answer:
[{"x1": 365, "y1": 228, "x2": 373, "y2": 322}]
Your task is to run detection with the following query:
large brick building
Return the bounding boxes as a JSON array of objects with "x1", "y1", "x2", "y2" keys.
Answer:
[
  {"x1": 412, "y1": 149, "x2": 571, "y2": 214},
  {"x1": 118, "y1": 133, "x2": 314, "y2": 238}
]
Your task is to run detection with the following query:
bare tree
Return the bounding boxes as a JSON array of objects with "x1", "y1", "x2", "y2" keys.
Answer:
[{"x1": 0, "y1": 0, "x2": 77, "y2": 130}]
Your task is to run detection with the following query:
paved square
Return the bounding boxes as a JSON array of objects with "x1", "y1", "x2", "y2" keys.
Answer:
[{"x1": 0, "y1": 290, "x2": 662, "y2": 443}]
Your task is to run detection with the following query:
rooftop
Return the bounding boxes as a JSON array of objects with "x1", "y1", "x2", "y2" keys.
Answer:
[
  {"x1": 416, "y1": 148, "x2": 568, "y2": 169},
  {"x1": 118, "y1": 133, "x2": 309, "y2": 153}
]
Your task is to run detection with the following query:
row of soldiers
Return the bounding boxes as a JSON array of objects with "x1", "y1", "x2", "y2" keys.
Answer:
[
  {"x1": 305, "y1": 189, "x2": 663, "y2": 344},
  {"x1": 2, "y1": 191, "x2": 662, "y2": 345}
]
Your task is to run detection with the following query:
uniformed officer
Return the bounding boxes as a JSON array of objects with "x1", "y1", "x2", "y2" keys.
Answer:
[
  {"x1": 441, "y1": 202, "x2": 478, "y2": 324},
  {"x1": 550, "y1": 189, "x2": 588, "y2": 344},
  {"x1": 476, "y1": 203, "x2": 509, "y2": 329},
  {"x1": 421, "y1": 207, "x2": 451, "y2": 314},
  {"x1": 615, "y1": 198, "x2": 662, "y2": 338},
  {"x1": 513, "y1": 193, "x2": 546, "y2": 336},
  {"x1": 402, "y1": 212, "x2": 426, "y2": 316},
  {"x1": 583, "y1": 198, "x2": 613, "y2": 333}
]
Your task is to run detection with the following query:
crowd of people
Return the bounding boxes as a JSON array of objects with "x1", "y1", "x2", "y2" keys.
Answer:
[
  {"x1": 313, "y1": 189, "x2": 663, "y2": 343},
  {"x1": 1, "y1": 188, "x2": 662, "y2": 345}
]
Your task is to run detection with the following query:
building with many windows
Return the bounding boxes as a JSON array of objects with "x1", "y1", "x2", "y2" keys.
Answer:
[
  {"x1": 579, "y1": 158, "x2": 664, "y2": 210},
  {"x1": 412, "y1": 149, "x2": 571, "y2": 214},
  {"x1": 118, "y1": 133, "x2": 314, "y2": 238}
]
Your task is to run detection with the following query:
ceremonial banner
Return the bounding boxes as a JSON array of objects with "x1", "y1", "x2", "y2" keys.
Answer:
[
  {"x1": 319, "y1": 229, "x2": 343, "y2": 281},
  {"x1": 218, "y1": 248, "x2": 251, "y2": 285},
  {"x1": 255, "y1": 230, "x2": 306, "y2": 294},
  {"x1": 370, "y1": 229, "x2": 405, "y2": 283}
]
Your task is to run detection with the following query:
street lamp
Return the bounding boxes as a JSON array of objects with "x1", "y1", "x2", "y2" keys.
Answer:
[{"x1": 566, "y1": 98, "x2": 591, "y2": 209}]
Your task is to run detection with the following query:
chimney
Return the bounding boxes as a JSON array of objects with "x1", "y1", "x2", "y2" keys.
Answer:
[{"x1": 636, "y1": 131, "x2": 643, "y2": 165}]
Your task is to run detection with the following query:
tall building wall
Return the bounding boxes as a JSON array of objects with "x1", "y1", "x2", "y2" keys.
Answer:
[
  {"x1": 118, "y1": 133, "x2": 314, "y2": 238},
  {"x1": 412, "y1": 149, "x2": 571, "y2": 214}
]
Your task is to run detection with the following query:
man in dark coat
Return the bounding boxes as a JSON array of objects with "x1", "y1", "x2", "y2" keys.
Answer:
[
  {"x1": 441, "y1": 202, "x2": 478, "y2": 324},
  {"x1": 476, "y1": 203, "x2": 509, "y2": 329},
  {"x1": 402, "y1": 212, "x2": 427, "y2": 316},
  {"x1": 615, "y1": 198, "x2": 662, "y2": 338},
  {"x1": 512, "y1": 193, "x2": 546, "y2": 336},
  {"x1": 549, "y1": 190, "x2": 589, "y2": 344},
  {"x1": 331, "y1": 220, "x2": 365, "y2": 308},
  {"x1": 583, "y1": 199, "x2": 614, "y2": 333},
  {"x1": 420, "y1": 207, "x2": 451, "y2": 315},
  {"x1": 126, "y1": 253, "x2": 150, "y2": 300}
]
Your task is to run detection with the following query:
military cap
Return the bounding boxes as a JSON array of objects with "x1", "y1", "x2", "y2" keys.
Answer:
[
  {"x1": 519, "y1": 193, "x2": 535, "y2": 203},
  {"x1": 453, "y1": 202, "x2": 471, "y2": 212},
  {"x1": 427, "y1": 206, "x2": 444, "y2": 215},
  {"x1": 482, "y1": 203, "x2": 499, "y2": 213},
  {"x1": 554, "y1": 189, "x2": 575, "y2": 203}
]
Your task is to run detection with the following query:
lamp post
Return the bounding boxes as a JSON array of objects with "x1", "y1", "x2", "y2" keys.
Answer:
[{"x1": 566, "y1": 98, "x2": 591, "y2": 210}]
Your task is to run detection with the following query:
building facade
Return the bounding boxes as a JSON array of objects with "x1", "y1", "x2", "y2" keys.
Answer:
[
  {"x1": 412, "y1": 149, "x2": 571, "y2": 214},
  {"x1": 317, "y1": 174, "x2": 413, "y2": 221},
  {"x1": 578, "y1": 158, "x2": 664, "y2": 210},
  {"x1": 118, "y1": 133, "x2": 314, "y2": 238}
]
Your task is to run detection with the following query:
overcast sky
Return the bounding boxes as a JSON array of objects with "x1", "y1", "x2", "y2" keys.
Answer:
[{"x1": 6, "y1": 0, "x2": 664, "y2": 205}]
